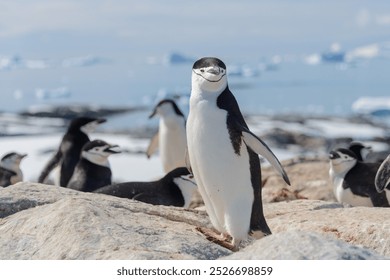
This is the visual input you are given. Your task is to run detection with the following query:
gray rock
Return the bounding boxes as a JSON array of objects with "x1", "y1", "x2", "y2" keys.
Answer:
[
  {"x1": 224, "y1": 231, "x2": 387, "y2": 260},
  {"x1": 262, "y1": 158, "x2": 335, "y2": 202},
  {"x1": 264, "y1": 200, "x2": 390, "y2": 257},
  {"x1": 1, "y1": 183, "x2": 389, "y2": 259},
  {"x1": 0, "y1": 183, "x2": 230, "y2": 260}
]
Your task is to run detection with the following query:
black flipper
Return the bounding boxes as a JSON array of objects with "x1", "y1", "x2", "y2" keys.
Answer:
[{"x1": 37, "y1": 149, "x2": 62, "y2": 183}]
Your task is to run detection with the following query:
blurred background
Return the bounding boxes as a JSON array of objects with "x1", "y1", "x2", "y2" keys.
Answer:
[{"x1": 1, "y1": 0, "x2": 390, "y2": 133}]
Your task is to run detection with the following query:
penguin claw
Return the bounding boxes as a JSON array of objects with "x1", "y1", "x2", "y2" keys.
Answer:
[{"x1": 195, "y1": 226, "x2": 237, "y2": 252}]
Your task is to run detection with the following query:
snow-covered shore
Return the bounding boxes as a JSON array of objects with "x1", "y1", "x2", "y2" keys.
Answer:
[
  {"x1": 0, "y1": 112, "x2": 389, "y2": 185},
  {"x1": 0, "y1": 133, "x2": 164, "y2": 183}
]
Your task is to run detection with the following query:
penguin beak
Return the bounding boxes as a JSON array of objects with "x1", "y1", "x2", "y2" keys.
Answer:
[
  {"x1": 97, "y1": 118, "x2": 107, "y2": 124},
  {"x1": 207, "y1": 67, "x2": 220, "y2": 75},
  {"x1": 149, "y1": 106, "x2": 158, "y2": 119},
  {"x1": 329, "y1": 151, "x2": 340, "y2": 160},
  {"x1": 16, "y1": 154, "x2": 27, "y2": 163},
  {"x1": 104, "y1": 145, "x2": 121, "y2": 154}
]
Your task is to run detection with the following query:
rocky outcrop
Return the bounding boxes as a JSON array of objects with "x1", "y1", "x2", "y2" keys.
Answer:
[
  {"x1": 224, "y1": 231, "x2": 386, "y2": 260},
  {"x1": 265, "y1": 200, "x2": 390, "y2": 257},
  {"x1": 0, "y1": 183, "x2": 229, "y2": 260},
  {"x1": 262, "y1": 157, "x2": 335, "y2": 202},
  {"x1": 0, "y1": 182, "x2": 389, "y2": 260}
]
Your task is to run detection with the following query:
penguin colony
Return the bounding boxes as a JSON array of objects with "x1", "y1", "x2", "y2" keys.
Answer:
[{"x1": 1, "y1": 57, "x2": 390, "y2": 251}]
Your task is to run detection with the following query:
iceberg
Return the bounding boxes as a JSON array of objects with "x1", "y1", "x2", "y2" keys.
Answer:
[
  {"x1": 163, "y1": 52, "x2": 194, "y2": 65},
  {"x1": 320, "y1": 43, "x2": 345, "y2": 63},
  {"x1": 0, "y1": 55, "x2": 21, "y2": 70},
  {"x1": 35, "y1": 87, "x2": 71, "y2": 100},
  {"x1": 352, "y1": 97, "x2": 390, "y2": 117},
  {"x1": 62, "y1": 55, "x2": 104, "y2": 68}
]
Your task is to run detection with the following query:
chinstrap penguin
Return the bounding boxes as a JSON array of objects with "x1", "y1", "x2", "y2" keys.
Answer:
[
  {"x1": 0, "y1": 152, "x2": 27, "y2": 187},
  {"x1": 348, "y1": 141, "x2": 372, "y2": 161},
  {"x1": 375, "y1": 154, "x2": 390, "y2": 203},
  {"x1": 67, "y1": 139, "x2": 120, "y2": 192},
  {"x1": 329, "y1": 148, "x2": 389, "y2": 207},
  {"x1": 93, "y1": 167, "x2": 197, "y2": 208},
  {"x1": 348, "y1": 141, "x2": 389, "y2": 163},
  {"x1": 38, "y1": 117, "x2": 106, "y2": 187},
  {"x1": 186, "y1": 57, "x2": 291, "y2": 248},
  {"x1": 146, "y1": 99, "x2": 187, "y2": 173}
]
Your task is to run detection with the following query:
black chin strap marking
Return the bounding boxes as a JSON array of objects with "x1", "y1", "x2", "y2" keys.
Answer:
[{"x1": 192, "y1": 69, "x2": 225, "y2": 83}]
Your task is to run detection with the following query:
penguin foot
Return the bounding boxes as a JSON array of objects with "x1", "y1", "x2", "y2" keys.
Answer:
[
  {"x1": 195, "y1": 227, "x2": 237, "y2": 252},
  {"x1": 250, "y1": 230, "x2": 267, "y2": 240}
]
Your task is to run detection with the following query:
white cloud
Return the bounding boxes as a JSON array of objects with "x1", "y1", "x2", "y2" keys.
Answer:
[
  {"x1": 376, "y1": 14, "x2": 390, "y2": 25},
  {"x1": 356, "y1": 8, "x2": 371, "y2": 27},
  {"x1": 0, "y1": 0, "x2": 348, "y2": 40}
]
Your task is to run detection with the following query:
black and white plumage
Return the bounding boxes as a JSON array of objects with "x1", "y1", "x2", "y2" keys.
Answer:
[
  {"x1": 146, "y1": 99, "x2": 187, "y2": 173},
  {"x1": 375, "y1": 154, "x2": 390, "y2": 202},
  {"x1": 67, "y1": 139, "x2": 120, "y2": 192},
  {"x1": 0, "y1": 152, "x2": 27, "y2": 187},
  {"x1": 348, "y1": 141, "x2": 372, "y2": 161},
  {"x1": 348, "y1": 141, "x2": 388, "y2": 163},
  {"x1": 329, "y1": 148, "x2": 389, "y2": 207},
  {"x1": 93, "y1": 167, "x2": 197, "y2": 208},
  {"x1": 38, "y1": 117, "x2": 106, "y2": 187},
  {"x1": 186, "y1": 57, "x2": 290, "y2": 247}
]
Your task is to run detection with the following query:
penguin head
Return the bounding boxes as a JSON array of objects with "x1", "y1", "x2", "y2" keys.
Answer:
[
  {"x1": 329, "y1": 148, "x2": 357, "y2": 174},
  {"x1": 68, "y1": 117, "x2": 106, "y2": 134},
  {"x1": 81, "y1": 139, "x2": 120, "y2": 167},
  {"x1": 149, "y1": 99, "x2": 184, "y2": 119},
  {"x1": 0, "y1": 152, "x2": 27, "y2": 171},
  {"x1": 348, "y1": 141, "x2": 372, "y2": 161},
  {"x1": 191, "y1": 57, "x2": 228, "y2": 94}
]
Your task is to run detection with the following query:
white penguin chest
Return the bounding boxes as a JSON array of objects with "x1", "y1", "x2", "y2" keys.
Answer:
[
  {"x1": 187, "y1": 100, "x2": 252, "y2": 192},
  {"x1": 159, "y1": 118, "x2": 187, "y2": 171},
  {"x1": 159, "y1": 118, "x2": 186, "y2": 149},
  {"x1": 187, "y1": 96, "x2": 254, "y2": 240}
]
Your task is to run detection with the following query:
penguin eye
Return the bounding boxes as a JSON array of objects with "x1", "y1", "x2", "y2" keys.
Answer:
[{"x1": 200, "y1": 69, "x2": 205, "y2": 73}]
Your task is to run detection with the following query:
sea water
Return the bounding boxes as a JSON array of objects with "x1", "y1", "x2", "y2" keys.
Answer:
[{"x1": 1, "y1": 55, "x2": 389, "y2": 130}]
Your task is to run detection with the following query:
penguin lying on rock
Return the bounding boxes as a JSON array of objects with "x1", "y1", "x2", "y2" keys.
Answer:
[
  {"x1": 93, "y1": 167, "x2": 197, "y2": 208},
  {"x1": 0, "y1": 152, "x2": 27, "y2": 187},
  {"x1": 329, "y1": 148, "x2": 389, "y2": 207}
]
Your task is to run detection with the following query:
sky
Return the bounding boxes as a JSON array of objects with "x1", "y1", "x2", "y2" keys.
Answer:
[
  {"x1": 1, "y1": 0, "x2": 390, "y2": 59},
  {"x1": 1, "y1": 0, "x2": 390, "y2": 117}
]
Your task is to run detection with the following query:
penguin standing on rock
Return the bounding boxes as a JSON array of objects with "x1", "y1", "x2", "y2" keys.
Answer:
[
  {"x1": 146, "y1": 99, "x2": 187, "y2": 173},
  {"x1": 38, "y1": 117, "x2": 106, "y2": 186},
  {"x1": 329, "y1": 148, "x2": 389, "y2": 207},
  {"x1": 93, "y1": 167, "x2": 197, "y2": 208},
  {"x1": 186, "y1": 57, "x2": 291, "y2": 249},
  {"x1": 67, "y1": 139, "x2": 120, "y2": 192},
  {"x1": 0, "y1": 152, "x2": 27, "y2": 187}
]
